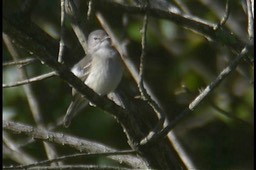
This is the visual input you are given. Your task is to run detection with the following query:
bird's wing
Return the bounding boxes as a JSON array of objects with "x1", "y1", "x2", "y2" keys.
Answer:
[
  {"x1": 71, "y1": 55, "x2": 92, "y2": 82},
  {"x1": 71, "y1": 55, "x2": 92, "y2": 96},
  {"x1": 64, "y1": 55, "x2": 92, "y2": 127}
]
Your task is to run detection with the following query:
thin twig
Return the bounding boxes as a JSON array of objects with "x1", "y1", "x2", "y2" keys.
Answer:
[
  {"x1": 3, "y1": 120, "x2": 146, "y2": 169},
  {"x1": 3, "y1": 34, "x2": 43, "y2": 125},
  {"x1": 3, "y1": 58, "x2": 38, "y2": 67},
  {"x1": 65, "y1": 0, "x2": 88, "y2": 54},
  {"x1": 92, "y1": 0, "x2": 245, "y2": 53},
  {"x1": 138, "y1": 9, "x2": 167, "y2": 145},
  {"x1": 3, "y1": 71, "x2": 57, "y2": 88},
  {"x1": 220, "y1": 0, "x2": 230, "y2": 26},
  {"x1": 96, "y1": 12, "x2": 195, "y2": 170},
  {"x1": 4, "y1": 3, "x2": 195, "y2": 168},
  {"x1": 7, "y1": 150, "x2": 135, "y2": 169},
  {"x1": 3, "y1": 132, "x2": 36, "y2": 164},
  {"x1": 57, "y1": 0, "x2": 67, "y2": 63},
  {"x1": 199, "y1": 0, "x2": 246, "y2": 41},
  {"x1": 138, "y1": 7, "x2": 149, "y2": 100},
  {"x1": 173, "y1": 0, "x2": 191, "y2": 14},
  {"x1": 143, "y1": 44, "x2": 251, "y2": 144},
  {"x1": 96, "y1": 11, "x2": 166, "y2": 120},
  {"x1": 214, "y1": 0, "x2": 230, "y2": 30},
  {"x1": 87, "y1": 0, "x2": 93, "y2": 20},
  {"x1": 3, "y1": 34, "x2": 59, "y2": 165},
  {"x1": 246, "y1": 0, "x2": 254, "y2": 40},
  {"x1": 4, "y1": 165, "x2": 131, "y2": 170},
  {"x1": 209, "y1": 100, "x2": 251, "y2": 126}
]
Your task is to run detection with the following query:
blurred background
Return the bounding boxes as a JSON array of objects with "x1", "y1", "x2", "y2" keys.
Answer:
[{"x1": 3, "y1": 0, "x2": 253, "y2": 169}]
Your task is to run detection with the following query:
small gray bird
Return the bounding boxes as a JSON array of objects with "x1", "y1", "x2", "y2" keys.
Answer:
[{"x1": 63, "y1": 29, "x2": 123, "y2": 127}]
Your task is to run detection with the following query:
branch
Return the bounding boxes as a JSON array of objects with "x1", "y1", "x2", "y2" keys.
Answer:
[
  {"x1": 246, "y1": 0, "x2": 254, "y2": 39},
  {"x1": 3, "y1": 71, "x2": 57, "y2": 88},
  {"x1": 3, "y1": 21, "x2": 138, "y2": 141},
  {"x1": 209, "y1": 100, "x2": 252, "y2": 126},
  {"x1": 6, "y1": 150, "x2": 136, "y2": 169},
  {"x1": 4, "y1": 165, "x2": 131, "y2": 170},
  {"x1": 96, "y1": 11, "x2": 190, "y2": 170},
  {"x1": 138, "y1": 8, "x2": 168, "y2": 145},
  {"x1": 93, "y1": 0, "x2": 245, "y2": 53},
  {"x1": 3, "y1": 33, "x2": 60, "y2": 165},
  {"x1": 4, "y1": 15, "x2": 169, "y2": 168},
  {"x1": 3, "y1": 58, "x2": 38, "y2": 67},
  {"x1": 57, "y1": 0, "x2": 67, "y2": 63},
  {"x1": 219, "y1": 0, "x2": 230, "y2": 26},
  {"x1": 3, "y1": 2, "x2": 206, "y2": 168},
  {"x1": 3, "y1": 120, "x2": 146, "y2": 169},
  {"x1": 145, "y1": 44, "x2": 252, "y2": 143},
  {"x1": 64, "y1": 0, "x2": 89, "y2": 54},
  {"x1": 3, "y1": 132, "x2": 36, "y2": 165}
]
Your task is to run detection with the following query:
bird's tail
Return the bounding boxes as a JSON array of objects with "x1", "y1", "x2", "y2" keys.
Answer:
[{"x1": 63, "y1": 95, "x2": 88, "y2": 127}]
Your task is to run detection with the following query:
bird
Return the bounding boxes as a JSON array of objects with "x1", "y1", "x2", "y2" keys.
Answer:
[{"x1": 63, "y1": 29, "x2": 123, "y2": 127}]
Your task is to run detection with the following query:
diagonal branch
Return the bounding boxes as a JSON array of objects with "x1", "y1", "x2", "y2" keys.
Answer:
[
  {"x1": 65, "y1": 0, "x2": 89, "y2": 54},
  {"x1": 144, "y1": 44, "x2": 252, "y2": 144},
  {"x1": 96, "y1": 11, "x2": 194, "y2": 170},
  {"x1": 3, "y1": 33, "x2": 60, "y2": 165}
]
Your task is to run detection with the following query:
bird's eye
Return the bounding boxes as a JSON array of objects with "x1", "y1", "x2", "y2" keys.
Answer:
[{"x1": 93, "y1": 37, "x2": 98, "y2": 40}]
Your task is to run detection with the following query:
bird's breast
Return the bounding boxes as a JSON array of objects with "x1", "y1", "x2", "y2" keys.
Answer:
[{"x1": 85, "y1": 50, "x2": 123, "y2": 95}]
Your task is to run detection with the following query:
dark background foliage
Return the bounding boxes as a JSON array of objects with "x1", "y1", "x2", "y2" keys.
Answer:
[{"x1": 3, "y1": 0, "x2": 253, "y2": 169}]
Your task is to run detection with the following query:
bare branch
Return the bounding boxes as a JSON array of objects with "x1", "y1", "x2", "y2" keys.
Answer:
[
  {"x1": 173, "y1": 0, "x2": 191, "y2": 14},
  {"x1": 209, "y1": 100, "x2": 252, "y2": 126},
  {"x1": 57, "y1": 0, "x2": 67, "y2": 63},
  {"x1": 147, "y1": 44, "x2": 252, "y2": 143},
  {"x1": 3, "y1": 1, "x2": 251, "y2": 169},
  {"x1": 3, "y1": 58, "x2": 38, "y2": 67},
  {"x1": 200, "y1": 0, "x2": 246, "y2": 41},
  {"x1": 246, "y1": 0, "x2": 254, "y2": 39},
  {"x1": 219, "y1": 0, "x2": 230, "y2": 26},
  {"x1": 96, "y1": 11, "x2": 192, "y2": 170},
  {"x1": 8, "y1": 150, "x2": 136, "y2": 169},
  {"x1": 138, "y1": 9, "x2": 168, "y2": 146},
  {"x1": 3, "y1": 33, "x2": 59, "y2": 165},
  {"x1": 87, "y1": 0, "x2": 94, "y2": 20},
  {"x1": 4, "y1": 164, "x2": 131, "y2": 170},
  {"x1": 138, "y1": 6, "x2": 149, "y2": 100},
  {"x1": 3, "y1": 132, "x2": 36, "y2": 164},
  {"x1": 3, "y1": 120, "x2": 147, "y2": 169},
  {"x1": 64, "y1": 0, "x2": 89, "y2": 54},
  {"x1": 3, "y1": 34, "x2": 43, "y2": 125},
  {"x1": 93, "y1": 0, "x2": 245, "y2": 53},
  {"x1": 3, "y1": 71, "x2": 57, "y2": 88},
  {"x1": 213, "y1": 0, "x2": 231, "y2": 31}
]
